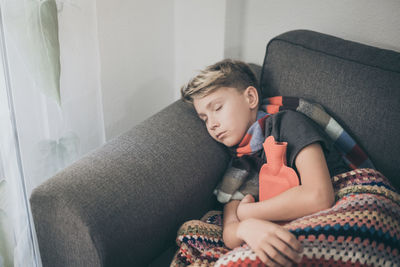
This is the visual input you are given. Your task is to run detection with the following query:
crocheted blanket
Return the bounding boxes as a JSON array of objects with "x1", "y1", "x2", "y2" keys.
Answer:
[
  {"x1": 214, "y1": 96, "x2": 375, "y2": 204},
  {"x1": 170, "y1": 168, "x2": 400, "y2": 266}
]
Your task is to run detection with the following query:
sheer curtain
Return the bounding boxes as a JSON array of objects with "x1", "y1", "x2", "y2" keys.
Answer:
[{"x1": 0, "y1": 0, "x2": 105, "y2": 266}]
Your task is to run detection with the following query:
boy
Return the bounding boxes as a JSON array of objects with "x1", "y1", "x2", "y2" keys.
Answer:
[{"x1": 181, "y1": 59, "x2": 348, "y2": 266}]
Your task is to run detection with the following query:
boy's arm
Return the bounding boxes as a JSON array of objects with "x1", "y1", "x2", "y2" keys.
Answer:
[
  {"x1": 223, "y1": 201, "x2": 303, "y2": 265},
  {"x1": 222, "y1": 200, "x2": 243, "y2": 248},
  {"x1": 237, "y1": 142, "x2": 335, "y2": 222}
]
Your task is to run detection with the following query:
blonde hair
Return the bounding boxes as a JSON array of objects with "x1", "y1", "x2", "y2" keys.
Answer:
[{"x1": 181, "y1": 59, "x2": 258, "y2": 103}]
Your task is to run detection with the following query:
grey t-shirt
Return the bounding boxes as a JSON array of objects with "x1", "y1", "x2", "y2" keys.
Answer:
[
  {"x1": 264, "y1": 110, "x2": 350, "y2": 180},
  {"x1": 214, "y1": 110, "x2": 350, "y2": 203}
]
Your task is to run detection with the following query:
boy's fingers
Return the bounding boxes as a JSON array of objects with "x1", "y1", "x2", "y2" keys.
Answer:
[
  {"x1": 254, "y1": 248, "x2": 281, "y2": 267},
  {"x1": 253, "y1": 248, "x2": 269, "y2": 266},
  {"x1": 271, "y1": 237, "x2": 301, "y2": 264},
  {"x1": 275, "y1": 229, "x2": 303, "y2": 263},
  {"x1": 261, "y1": 243, "x2": 292, "y2": 267},
  {"x1": 276, "y1": 228, "x2": 303, "y2": 252},
  {"x1": 241, "y1": 194, "x2": 255, "y2": 204}
]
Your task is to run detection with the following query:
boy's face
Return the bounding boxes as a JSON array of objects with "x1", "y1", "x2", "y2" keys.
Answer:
[{"x1": 193, "y1": 86, "x2": 258, "y2": 147}]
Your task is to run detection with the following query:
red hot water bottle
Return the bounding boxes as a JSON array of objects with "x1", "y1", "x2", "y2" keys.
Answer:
[{"x1": 259, "y1": 136, "x2": 300, "y2": 202}]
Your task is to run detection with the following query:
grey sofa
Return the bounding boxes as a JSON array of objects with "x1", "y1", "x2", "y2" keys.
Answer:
[{"x1": 30, "y1": 30, "x2": 400, "y2": 267}]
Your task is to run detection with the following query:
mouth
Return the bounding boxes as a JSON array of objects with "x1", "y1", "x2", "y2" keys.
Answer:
[{"x1": 216, "y1": 131, "x2": 226, "y2": 140}]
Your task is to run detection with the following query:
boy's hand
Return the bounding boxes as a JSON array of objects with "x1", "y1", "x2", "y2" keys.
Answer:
[
  {"x1": 237, "y1": 218, "x2": 303, "y2": 266},
  {"x1": 240, "y1": 194, "x2": 255, "y2": 204},
  {"x1": 237, "y1": 194, "x2": 255, "y2": 220}
]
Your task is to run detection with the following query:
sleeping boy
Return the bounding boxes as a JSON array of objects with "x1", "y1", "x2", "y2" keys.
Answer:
[{"x1": 180, "y1": 59, "x2": 350, "y2": 266}]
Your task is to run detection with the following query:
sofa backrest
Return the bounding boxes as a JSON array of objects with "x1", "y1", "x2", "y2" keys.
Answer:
[{"x1": 260, "y1": 30, "x2": 400, "y2": 190}]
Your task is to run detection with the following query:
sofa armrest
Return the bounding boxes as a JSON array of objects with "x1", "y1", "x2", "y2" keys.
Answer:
[{"x1": 30, "y1": 100, "x2": 230, "y2": 267}]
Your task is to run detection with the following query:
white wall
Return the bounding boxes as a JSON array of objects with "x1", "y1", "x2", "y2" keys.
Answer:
[
  {"x1": 97, "y1": 0, "x2": 227, "y2": 140},
  {"x1": 174, "y1": 0, "x2": 226, "y2": 100},
  {"x1": 96, "y1": 0, "x2": 176, "y2": 140},
  {"x1": 227, "y1": 0, "x2": 400, "y2": 65},
  {"x1": 96, "y1": 0, "x2": 400, "y2": 140}
]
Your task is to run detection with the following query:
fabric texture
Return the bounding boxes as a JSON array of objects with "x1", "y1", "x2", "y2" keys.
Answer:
[
  {"x1": 170, "y1": 168, "x2": 400, "y2": 267},
  {"x1": 30, "y1": 101, "x2": 230, "y2": 267},
  {"x1": 214, "y1": 96, "x2": 369, "y2": 204}
]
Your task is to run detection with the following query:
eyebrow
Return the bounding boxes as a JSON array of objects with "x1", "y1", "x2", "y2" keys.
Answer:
[{"x1": 197, "y1": 98, "x2": 223, "y2": 117}]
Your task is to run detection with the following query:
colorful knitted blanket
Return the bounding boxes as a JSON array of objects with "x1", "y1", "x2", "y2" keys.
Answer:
[
  {"x1": 171, "y1": 168, "x2": 400, "y2": 266},
  {"x1": 214, "y1": 96, "x2": 375, "y2": 203}
]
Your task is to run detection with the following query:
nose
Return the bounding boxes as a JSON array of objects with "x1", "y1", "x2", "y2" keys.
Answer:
[{"x1": 208, "y1": 117, "x2": 219, "y2": 131}]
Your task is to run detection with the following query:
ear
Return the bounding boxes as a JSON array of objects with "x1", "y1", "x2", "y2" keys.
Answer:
[{"x1": 244, "y1": 86, "x2": 259, "y2": 109}]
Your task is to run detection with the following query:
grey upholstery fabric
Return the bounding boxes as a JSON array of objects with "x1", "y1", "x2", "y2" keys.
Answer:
[
  {"x1": 260, "y1": 30, "x2": 400, "y2": 190},
  {"x1": 30, "y1": 30, "x2": 400, "y2": 267},
  {"x1": 30, "y1": 100, "x2": 230, "y2": 267}
]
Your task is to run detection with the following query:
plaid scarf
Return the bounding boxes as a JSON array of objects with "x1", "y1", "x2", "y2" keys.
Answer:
[{"x1": 214, "y1": 96, "x2": 375, "y2": 203}]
